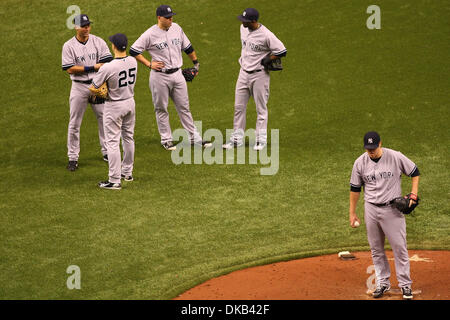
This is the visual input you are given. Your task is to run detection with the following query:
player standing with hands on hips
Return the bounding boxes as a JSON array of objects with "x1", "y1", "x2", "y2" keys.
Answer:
[
  {"x1": 349, "y1": 132, "x2": 420, "y2": 299},
  {"x1": 62, "y1": 14, "x2": 113, "y2": 171},
  {"x1": 223, "y1": 8, "x2": 287, "y2": 151},
  {"x1": 90, "y1": 34, "x2": 137, "y2": 190},
  {"x1": 129, "y1": 5, "x2": 211, "y2": 151}
]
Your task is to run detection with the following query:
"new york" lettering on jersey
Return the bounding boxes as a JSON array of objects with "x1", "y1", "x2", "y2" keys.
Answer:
[
  {"x1": 74, "y1": 52, "x2": 98, "y2": 63},
  {"x1": 242, "y1": 40, "x2": 263, "y2": 52},
  {"x1": 364, "y1": 171, "x2": 393, "y2": 183},
  {"x1": 155, "y1": 41, "x2": 169, "y2": 50}
]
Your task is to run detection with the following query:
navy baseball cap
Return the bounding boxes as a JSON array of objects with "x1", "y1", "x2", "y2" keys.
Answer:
[
  {"x1": 364, "y1": 131, "x2": 381, "y2": 149},
  {"x1": 74, "y1": 14, "x2": 92, "y2": 27},
  {"x1": 109, "y1": 33, "x2": 128, "y2": 51},
  {"x1": 156, "y1": 5, "x2": 176, "y2": 18},
  {"x1": 238, "y1": 8, "x2": 259, "y2": 22}
]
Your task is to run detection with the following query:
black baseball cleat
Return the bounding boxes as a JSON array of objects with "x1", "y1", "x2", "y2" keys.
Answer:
[
  {"x1": 67, "y1": 160, "x2": 78, "y2": 171},
  {"x1": 402, "y1": 286, "x2": 413, "y2": 300},
  {"x1": 372, "y1": 285, "x2": 390, "y2": 298},
  {"x1": 121, "y1": 174, "x2": 133, "y2": 182},
  {"x1": 98, "y1": 181, "x2": 121, "y2": 190},
  {"x1": 103, "y1": 154, "x2": 108, "y2": 162},
  {"x1": 162, "y1": 141, "x2": 176, "y2": 151},
  {"x1": 191, "y1": 140, "x2": 213, "y2": 148}
]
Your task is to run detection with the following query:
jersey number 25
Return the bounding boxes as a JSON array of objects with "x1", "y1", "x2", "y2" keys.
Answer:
[{"x1": 118, "y1": 68, "x2": 136, "y2": 87}]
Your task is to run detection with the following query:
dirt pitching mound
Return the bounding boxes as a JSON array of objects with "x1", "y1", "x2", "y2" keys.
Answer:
[{"x1": 175, "y1": 250, "x2": 450, "y2": 300}]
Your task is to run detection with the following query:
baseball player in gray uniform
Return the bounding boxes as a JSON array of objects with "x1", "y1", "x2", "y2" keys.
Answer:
[
  {"x1": 129, "y1": 5, "x2": 210, "y2": 151},
  {"x1": 90, "y1": 33, "x2": 137, "y2": 190},
  {"x1": 62, "y1": 14, "x2": 113, "y2": 171},
  {"x1": 349, "y1": 131, "x2": 420, "y2": 299},
  {"x1": 222, "y1": 8, "x2": 287, "y2": 151}
]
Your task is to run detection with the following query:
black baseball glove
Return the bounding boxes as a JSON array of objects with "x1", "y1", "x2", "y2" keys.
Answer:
[
  {"x1": 261, "y1": 55, "x2": 283, "y2": 71},
  {"x1": 88, "y1": 95, "x2": 106, "y2": 104},
  {"x1": 391, "y1": 193, "x2": 420, "y2": 214},
  {"x1": 182, "y1": 68, "x2": 198, "y2": 82}
]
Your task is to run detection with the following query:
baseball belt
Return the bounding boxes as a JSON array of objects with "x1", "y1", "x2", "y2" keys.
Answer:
[
  {"x1": 155, "y1": 68, "x2": 179, "y2": 74},
  {"x1": 243, "y1": 69, "x2": 263, "y2": 74},
  {"x1": 74, "y1": 79, "x2": 93, "y2": 84},
  {"x1": 368, "y1": 200, "x2": 396, "y2": 207}
]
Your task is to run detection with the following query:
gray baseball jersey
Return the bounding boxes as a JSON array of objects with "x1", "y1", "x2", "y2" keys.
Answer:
[
  {"x1": 92, "y1": 56, "x2": 138, "y2": 183},
  {"x1": 130, "y1": 22, "x2": 202, "y2": 144},
  {"x1": 92, "y1": 56, "x2": 137, "y2": 101},
  {"x1": 130, "y1": 22, "x2": 191, "y2": 71},
  {"x1": 62, "y1": 35, "x2": 113, "y2": 80},
  {"x1": 350, "y1": 147, "x2": 418, "y2": 289},
  {"x1": 62, "y1": 34, "x2": 113, "y2": 162},
  {"x1": 231, "y1": 24, "x2": 286, "y2": 145},
  {"x1": 239, "y1": 24, "x2": 287, "y2": 72},
  {"x1": 350, "y1": 148, "x2": 417, "y2": 204}
]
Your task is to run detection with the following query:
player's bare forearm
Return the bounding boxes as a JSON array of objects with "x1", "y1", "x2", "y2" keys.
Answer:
[
  {"x1": 349, "y1": 191, "x2": 360, "y2": 213},
  {"x1": 67, "y1": 66, "x2": 85, "y2": 74},
  {"x1": 349, "y1": 191, "x2": 361, "y2": 227},
  {"x1": 411, "y1": 176, "x2": 419, "y2": 195},
  {"x1": 135, "y1": 54, "x2": 164, "y2": 70},
  {"x1": 187, "y1": 51, "x2": 199, "y2": 71},
  {"x1": 187, "y1": 51, "x2": 198, "y2": 63},
  {"x1": 135, "y1": 54, "x2": 151, "y2": 68},
  {"x1": 67, "y1": 64, "x2": 103, "y2": 74},
  {"x1": 349, "y1": 191, "x2": 360, "y2": 216},
  {"x1": 408, "y1": 176, "x2": 420, "y2": 206}
]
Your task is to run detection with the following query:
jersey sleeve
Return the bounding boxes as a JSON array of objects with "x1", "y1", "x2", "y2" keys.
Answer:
[
  {"x1": 130, "y1": 30, "x2": 150, "y2": 56},
  {"x1": 97, "y1": 38, "x2": 113, "y2": 63},
  {"x1": 397, "y1": 151, "x2": 417, "y2": 176},
  {"x1": 350, "y1": 160, "x2": 364, "y2": 190},
  {"x1": 267, "y1": 31, "x2": 287, "y2": 57},
  {"x1": 91, "y1": 64, "x2": 111, "y2": 88},
  {"x1": 180, "y1": 28, "x2": 192, "y2": 52},
  {"x1": 62, "y1": 42, "x2": 75, "y2": 71}
]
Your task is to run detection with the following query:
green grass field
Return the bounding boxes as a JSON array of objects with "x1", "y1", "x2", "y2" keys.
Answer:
[{"x1": 0, "y1": 0, "x2": 449, "y2": 299}]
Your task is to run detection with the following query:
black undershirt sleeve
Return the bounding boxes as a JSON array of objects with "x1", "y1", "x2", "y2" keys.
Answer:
[
  {"x1": 99, "y1": 56, "x2": 113, "y2": 63},
  {"x1": 129, "y1": 48, "x2": 141, "y2": 57},
  {"x1": 274, "y1": 51, "x2": 287, "y2": 57},
  {"x1": 410, "y1": 167, "x2": 420, "y2": 177},
  {"x1": 350, "y1": 186, "x2": 362, "y2": 192},
  {"x1": 183, "y1": 45, "x2": 194, "y2": 55}
]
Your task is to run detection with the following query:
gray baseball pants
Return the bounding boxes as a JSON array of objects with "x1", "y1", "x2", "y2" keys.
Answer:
[
  {"x1": 149, "y1": 70, "x2": 202, "y2": 144},
  {"x1": 103, "y1": 98, "x2": 135, "y2": 184},
  {"x1": 232, "y1": 68, "x2": 270, "y2": 144},
  {"x1": 68, "y1": 81, "x2": 107, "y2": 161},
  {"x1": 364, "y1": 202, "x2": 412, "y2": 288}
]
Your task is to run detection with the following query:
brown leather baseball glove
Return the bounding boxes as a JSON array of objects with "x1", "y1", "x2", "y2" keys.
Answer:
[{"x1": 88, "y1": 82, "x2": 108, "y2": 104}]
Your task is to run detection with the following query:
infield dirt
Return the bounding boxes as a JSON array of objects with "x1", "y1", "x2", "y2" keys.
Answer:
[{"x1": 175, "y1": 250, "x2": 450, "y2": 300}]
